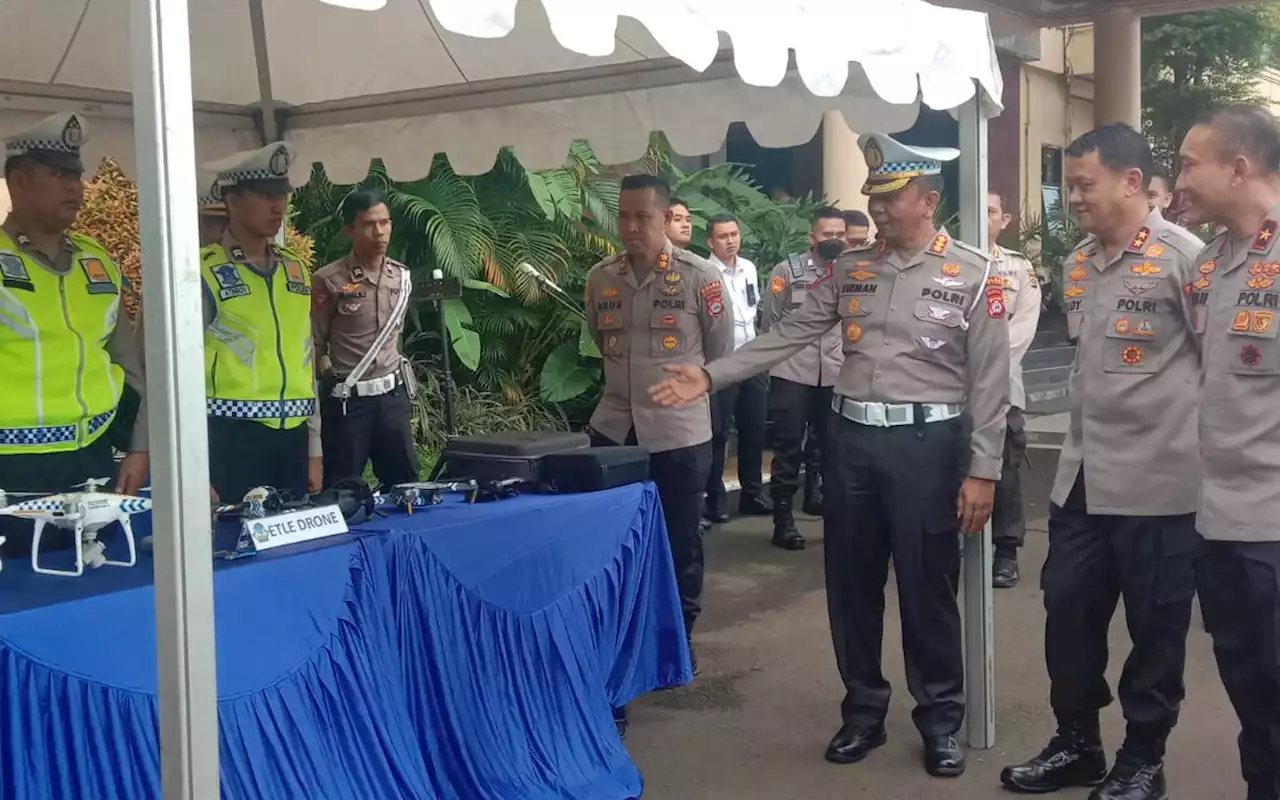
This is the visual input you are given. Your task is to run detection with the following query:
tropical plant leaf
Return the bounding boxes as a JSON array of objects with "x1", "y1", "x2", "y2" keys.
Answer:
[
  {"x1": 442, "y1": 298, "x2": 481, "y2": 370},
  {"x1": 464, "y1": 278, "x2": 510, "y2": 298},
  {"x1": 540, "y1": 342, "x2": 601, "y2": 402},
  {"x1": 578, "y1": 320, "x2": 601, "y2": 359}
]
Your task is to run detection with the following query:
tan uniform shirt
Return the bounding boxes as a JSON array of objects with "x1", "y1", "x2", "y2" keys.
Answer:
[
  {"x1": 586, "y1": 241, "x2": 735, "y2": 453},
  {"x1": 311, "y1": 255, "x2": 408, "y2": 381},
  {"x1": 762, "y1": 251, "x2": 843, "y2": 386},
  {"x1": 1053, "y1": 211, "x2": 1202, "y2": 515},
  {"x1": 1196, "y1": 208, "x2": 1280, "y2": 541},
  {"x1": 1, "y1": 221, "x2": 149, "y2": 451},
  {"x1": 705, "y1": 230, "x2": 1011, "y2": 480},
  {"x1": 992, "y1": 246, "x2": 1043, "y2": 409}
]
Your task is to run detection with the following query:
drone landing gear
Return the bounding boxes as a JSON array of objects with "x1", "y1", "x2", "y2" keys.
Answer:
[{"x1": 31, "y1": 519, "x2": 138, "y2": 577}]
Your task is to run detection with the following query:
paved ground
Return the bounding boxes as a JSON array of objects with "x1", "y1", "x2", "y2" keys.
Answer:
[{"x1": 627, "y1": 448, "x2": 1243, "y2": 799}]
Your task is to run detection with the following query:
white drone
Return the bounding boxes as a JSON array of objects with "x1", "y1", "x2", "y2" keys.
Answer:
[{"x1": 0, "y1": 478, "x2": 151, "y2": 577}]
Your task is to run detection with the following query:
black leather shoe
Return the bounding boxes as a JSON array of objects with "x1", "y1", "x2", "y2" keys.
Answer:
[
  {"x1": 739, "y1": 493, "x2": 773, "y2": 516},
  {"x1": 824, "y1": 724, "x2": 887, "y2": 764},
  {"x1": 923, "y1": 734, "x2": 965, "y2": 777},
  {"x1": 771, "y1": 508, "x2": 806, "y2": 550},
  {"x1": 801, "y1": 477, "x2": 824, "y2": 516},
  {"x1": 1001, "y1": 731, "x2": 1108, "y2": 793},
  {"x1": 703, "y1": 501, "x2": 729, "y2": 524},
  {"x1": 1088, "y1": 755, "x2": 1167, "y2": 800},
  {"x1": 993, "y1": 556, "x2": 1020, "y2": 588}
]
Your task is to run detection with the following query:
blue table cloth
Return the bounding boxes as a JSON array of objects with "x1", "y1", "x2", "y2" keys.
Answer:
[{"x1": 0, "y1": 482, "x2": 690, "y2": 799}]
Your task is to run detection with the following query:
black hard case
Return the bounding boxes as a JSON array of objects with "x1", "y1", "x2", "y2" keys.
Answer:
[
  {"x1": 540, "y1": 446, "x2": 650, "y2": 493},
  {"x1": 432, "y1": 431, "x2": 589, "y2": 483}
]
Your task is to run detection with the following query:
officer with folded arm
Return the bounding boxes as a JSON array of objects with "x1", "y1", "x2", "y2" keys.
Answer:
[
  {"x1": 0, "y1": 112, "x2": 150, "y2": 556},
  {"x1": 651, "y1": 134, "x2": 1009, "y2": 778}
]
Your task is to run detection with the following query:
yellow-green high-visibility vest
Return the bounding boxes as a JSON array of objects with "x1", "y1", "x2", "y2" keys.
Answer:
[
  {"x1": 0, "y1": 229, "x2": 125, "y2": 454},
  {"x1": 200, "y1": 240, "x2": 315, "y2": 429}
]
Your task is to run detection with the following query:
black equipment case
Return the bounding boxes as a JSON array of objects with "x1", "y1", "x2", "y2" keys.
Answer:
[
  {"x1": 540, "y1": 446, "x2": 650, "y2": 493},
  {"x1": 431, "y1": 431, "x2": 589, "y2": 484}
]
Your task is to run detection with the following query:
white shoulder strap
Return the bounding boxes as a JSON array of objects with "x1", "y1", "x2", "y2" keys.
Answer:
[{"x1": 343, "y1": 267, "x2": 412, "y2": 388}]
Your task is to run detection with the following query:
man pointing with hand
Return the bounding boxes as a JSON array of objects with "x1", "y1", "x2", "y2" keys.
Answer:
[{"x1": 651, "y1": 134, "x2": 1009, "y2": 778}]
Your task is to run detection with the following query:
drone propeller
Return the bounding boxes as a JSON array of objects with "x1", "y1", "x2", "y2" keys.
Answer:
[{"x1": 72, "y1": 477, "x2": 111, "y2": 492}]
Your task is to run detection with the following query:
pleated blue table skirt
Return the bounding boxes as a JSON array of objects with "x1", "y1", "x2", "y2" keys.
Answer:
[{"x1": 0, "y1": 482, "x2": 691, "y2": 799}]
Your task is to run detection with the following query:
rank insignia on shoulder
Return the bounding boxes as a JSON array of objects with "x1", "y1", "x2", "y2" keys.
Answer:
[
  {"x1": 1130, "y1": 261, "x2": 1161, "y2": 276},
  {"x1": 1127, "y1": 227, "x2": 1151, "y2": 253},
  {"x1": 655, "y1": 252, "x2": 671, "y2": 271},
  {"x1": 1075, "y1": 250, "x2": 1089, "y2": 264},
  {"x1": 787, "y1": 254, "x2": 807, "y2": 280},
  {"x1": 0, "y1": 253, "x2": 33, "y2": 291},
  {"x1": 1253, "y1": 219, "x2": 1278, "y2": 251},
  {"x1": 928, "y1": 232, "x2": 950, "y2": 255},
  {"x1": 770, "y1": 275, "x2": 786, "y2": 294}
]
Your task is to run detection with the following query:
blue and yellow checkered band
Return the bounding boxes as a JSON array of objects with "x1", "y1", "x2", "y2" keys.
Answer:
[{"x1": 863, "y1": 161, "x2": 942, "y2": 196}]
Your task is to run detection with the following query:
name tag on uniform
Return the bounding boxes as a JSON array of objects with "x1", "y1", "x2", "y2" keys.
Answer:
[
  {"x1": 746, "y1": 282, "x2": 757, "y2": 307},
  {"x1": 235, "y1": 505, "x2": 348, "y2": 554}
]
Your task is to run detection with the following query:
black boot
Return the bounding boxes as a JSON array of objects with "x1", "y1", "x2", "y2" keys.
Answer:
[
  {"x1": 801, "y1": 471, "x2": 824, "y2": 516},
  {"x1": 1088, "y1": 752, "x2": 1166, "y2": 800},
  {"x1": 993, "y1": 554, "x2": 1020, "y2": 588},
  {"x1": 771, "y1": 502, "x2": 806, "y2": 550},
  {"x1": 1000, "y1": 722, "x2": 1108, "y2": 793}
]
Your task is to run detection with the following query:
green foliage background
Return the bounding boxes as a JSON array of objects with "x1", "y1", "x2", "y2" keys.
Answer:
[{"x1": 291, "y1": 136, "x2": 822, "y2": 462}]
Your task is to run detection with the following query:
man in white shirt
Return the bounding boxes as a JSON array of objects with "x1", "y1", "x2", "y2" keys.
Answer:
[
  {"x1": 704, "y1": 214, "x2": 772, "y2": 520},
  {"x1": 667, "y1": 198, "x2": 693, "y2": 248}
]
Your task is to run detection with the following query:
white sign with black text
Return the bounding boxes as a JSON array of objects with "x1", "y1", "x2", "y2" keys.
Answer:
[{"x1": 242, "y1": 505, "x2": 349, "y2": 552}]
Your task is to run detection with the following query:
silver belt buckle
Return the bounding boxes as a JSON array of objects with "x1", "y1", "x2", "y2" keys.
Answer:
[{"x1": 861, "y1": 402, "x2": 888, "y2": 427}]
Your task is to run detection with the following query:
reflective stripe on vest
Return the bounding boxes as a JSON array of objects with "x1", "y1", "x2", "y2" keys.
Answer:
[
  {"x1": 201, "y1": 243, "x2": 315, "y2": 430},
  {"x1": 0, "y1": 231, "x2": 124, "y2": 454}
]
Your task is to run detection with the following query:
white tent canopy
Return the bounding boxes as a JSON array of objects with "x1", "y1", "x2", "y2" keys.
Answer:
[
  {"x1": 0, "y1": 0, "x2": 1002, "y2": 179},
  {"x1": 2, "y1": 2, "x2": 1004, "y2": 797}
]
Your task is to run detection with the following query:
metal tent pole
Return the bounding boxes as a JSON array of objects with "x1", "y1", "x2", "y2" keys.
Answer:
[
  {"x1": 129, "y1": 0, "x2": 221, "y2": 796},
  {"x1": 958, "y1": 87, "x2": 996, "y2": 751}
]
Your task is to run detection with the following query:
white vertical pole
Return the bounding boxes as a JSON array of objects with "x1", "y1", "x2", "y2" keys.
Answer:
[
  {"x1": 129, "y1": 0, "x2": 221, "y2": 796},
  {"x1": 958, "y1": 87, "x2": 996, "y2": 751}
]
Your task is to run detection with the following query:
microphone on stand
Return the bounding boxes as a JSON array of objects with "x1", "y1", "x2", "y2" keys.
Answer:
[{"x1": 519, "y1": 262, "x2": 586, "y2": 320}]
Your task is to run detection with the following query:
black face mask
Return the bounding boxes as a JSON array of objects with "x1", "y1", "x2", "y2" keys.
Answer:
[{"x1": 815, "y1": 239, "x2": 845, "y2": 262}]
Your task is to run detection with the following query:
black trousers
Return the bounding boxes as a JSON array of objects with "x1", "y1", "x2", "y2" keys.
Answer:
[
  {"x1": 707, "y1": 373, "x2": 768, "y2": 504},
  {"x1": 208, "y1": 417, "x2": 309, "y2": 503},
  {"x1": 824, "y1": 412, "x2": 968, "y2": 736},
  {"x1": 590, "y1": 428, "x2": 711, "y2": 634},
  {"x1": 767, "y1": 377, "x2": 831, "y2": 505},
  {"x1": 0, "y1": 434, "x2": 117, "y2": 558},
  {"x1": 320, "y1": 386, "x2": 419, "y2": 490},
  {"x1": 1198, "y1": 539, "x2": 1280, "y2": 794},
  {"x1": 992, "y1": 407, "x2": 1028, "y2": 560},
  {"x1": 1042, "y1": 471, "x2": 1199, "y2": 759}
]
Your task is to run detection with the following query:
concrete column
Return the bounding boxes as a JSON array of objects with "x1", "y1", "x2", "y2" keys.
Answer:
[
  {"x1": 1093, "y1": 10, "x2": 1142, "y2": 128},
  {"x1": 821, "y1": 110, "x2": 869, "y2": 214}
]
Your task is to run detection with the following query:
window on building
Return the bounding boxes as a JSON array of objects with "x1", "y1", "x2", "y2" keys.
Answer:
[{"x1": 1041, "y1": 145, "x2": 1064, "y2": 235}]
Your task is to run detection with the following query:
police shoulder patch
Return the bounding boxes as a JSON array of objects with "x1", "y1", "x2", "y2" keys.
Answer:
[
  {"x1": 0, "y1": 252, "x2": 32, "y2": 291},
  {"x1": 210, "y1": 262, "x2": 250, "y2": 301}
]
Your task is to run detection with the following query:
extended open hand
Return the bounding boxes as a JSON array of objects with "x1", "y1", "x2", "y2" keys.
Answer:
[{"x1": 648, "y1": 364, "x2": 712, "y2": 407}]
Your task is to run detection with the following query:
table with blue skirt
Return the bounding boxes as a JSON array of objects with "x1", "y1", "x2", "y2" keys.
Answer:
[{"x1": 0, "y1": 481, "x2": 690, "y2": 799}]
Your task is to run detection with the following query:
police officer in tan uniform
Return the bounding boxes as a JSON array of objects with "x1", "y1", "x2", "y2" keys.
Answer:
[
  {"x1": 652, "y1": 134, "x2": 1010, "y2": 778},
  {"x1": 312, "y1": 190, "x2": 418, "y2": 490},
  {"x1": 1001, "y1": 124, "x2": 1202, "y2": 800},
  {"x1": 585, "y1": 173, "x2": 734, "y2": 653},
  {"x1": 1175, "y1": 104, "x2": 1280, "y2": 800},
  {"x1": 761, "y1": 205, "x2": 847, "y2": 550},
  {"x1": 987, "y1": 190, "x2": 1043, "y2": 588}
]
